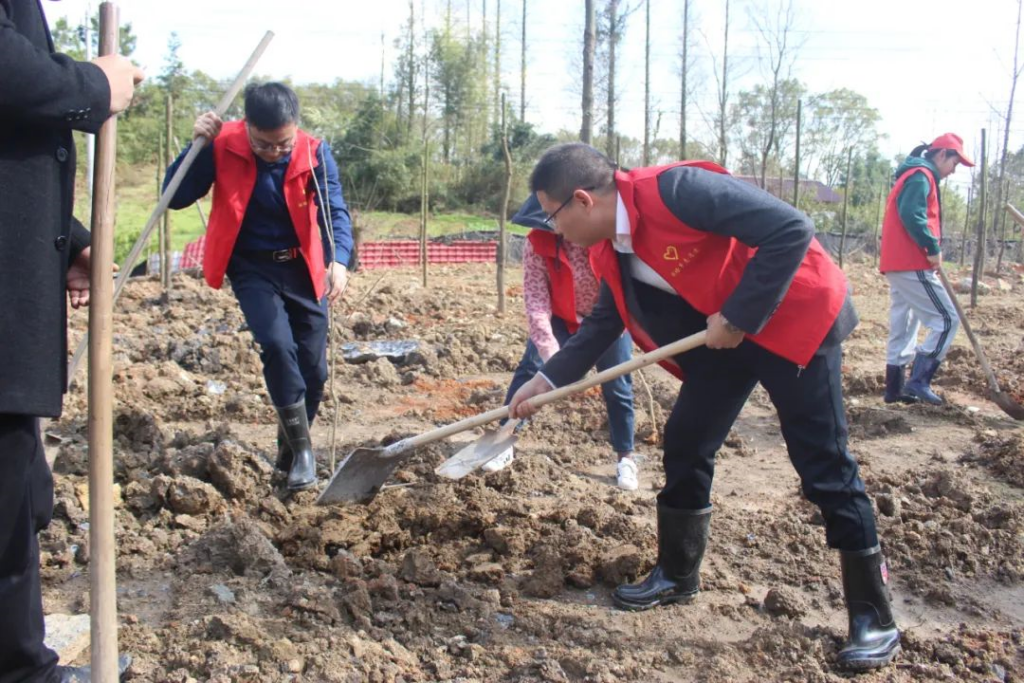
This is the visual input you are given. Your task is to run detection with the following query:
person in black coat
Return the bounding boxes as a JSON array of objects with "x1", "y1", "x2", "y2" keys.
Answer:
[{"x1": 0, "y1": 1, "x2": 142, "y2": 680}]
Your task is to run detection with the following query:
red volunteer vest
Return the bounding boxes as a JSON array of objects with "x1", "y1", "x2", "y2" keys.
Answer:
[
  {"x1": 879, "y1": 166, "x2": 940, "y2": 273},
  {"x1": 527, "y1": 230, "x2": 581, "y2": 332},
  {"x1": 589, "y1": 161, "x2": 848, "y2": 378},
  {"x1": 204, "y1": 120, "x2": 328, "y2": 299}
]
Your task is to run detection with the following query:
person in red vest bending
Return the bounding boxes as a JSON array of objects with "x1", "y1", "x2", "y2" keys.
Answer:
[
  {"x1": 165, "y1": 82, "x2": 353, "y2": 492},
  {"x1": 487, "y1": 194, "x2": 637, "y2": 490},
  {"x1": 509, "y1": 143, "x2": 899, "y2": 670},
  {"x1": 879, "y1": 133, "x2": 972, "y2": 405}
]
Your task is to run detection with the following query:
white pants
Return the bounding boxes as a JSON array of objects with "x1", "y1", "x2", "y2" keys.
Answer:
[{"x1": 885, "y1": 270, "x2": 959, "y2": 366}]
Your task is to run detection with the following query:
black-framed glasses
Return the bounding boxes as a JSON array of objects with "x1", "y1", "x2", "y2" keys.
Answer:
[
  {"x1": 543, "y1": 186, "x2": 595, "y2": 228},
  {"x1": 247, "y1": 126, "x2": 295, "y2": 154}
]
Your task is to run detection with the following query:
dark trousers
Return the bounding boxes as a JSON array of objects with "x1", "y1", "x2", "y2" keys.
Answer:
[
  {"x1": 0, "y1": 415, "x2": 57, "y2": 683},
  {"x1": 635, "y1": 282, "x2": 878, "y2": 552},
  {"x1": 227, "y1": 252, "x2": 329, "y2": 419},
  {"x1": 504, "y1": 317, "x2": 635, "y2": 453}
]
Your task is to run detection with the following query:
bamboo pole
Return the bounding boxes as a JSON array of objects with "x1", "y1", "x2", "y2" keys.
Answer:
[
  {"x1": 88, "y1": 8, "x2": 120, "y2": 681},
  {"x1": 68, "y1": 31, "x2": 275, "y2": 383}
]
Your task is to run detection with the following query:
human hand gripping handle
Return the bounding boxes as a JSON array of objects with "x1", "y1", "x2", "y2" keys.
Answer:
[
  {"x1": 91, "y1": 54, "x2": 144, "y2": 115},
  {"x1": 705, "y1": 312, "x2": 745, "y2": 349},
  {"x1": 193, "y1": 111, "x2": 224, "y2": 141},
  {"x1": 508, "y1": 330, "x2": 709, "y2": 421}
]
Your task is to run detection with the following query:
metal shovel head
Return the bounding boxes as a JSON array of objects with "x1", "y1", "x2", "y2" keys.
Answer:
[
  {"x1": 316, "y1": 445, "x2": 406, "y2": 506},
  {"x1": 436, "y1": 422, "x2": 520, "y2": 480}
]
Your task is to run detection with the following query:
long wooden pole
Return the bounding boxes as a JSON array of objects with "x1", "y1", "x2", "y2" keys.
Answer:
[
  {"x1": 498, "y1": 93, "x2": 512, "y2": 314},
  {"x1": 68, "y1": 31, "x2": 274, "y2": 383},
  {"x1": 838, "y1": 147, "x2": 852, "y2": 268},
  {"x1": 972, "y1": 129, "x2": 988, "y2": 308},
  {"x1": 88, "y1": 8, "x2": 120, "y2": 681}
]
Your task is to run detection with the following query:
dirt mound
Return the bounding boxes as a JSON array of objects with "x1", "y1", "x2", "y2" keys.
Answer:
[{"x1": 43, "y1": 263, "x2": 1024, "y2": 681}]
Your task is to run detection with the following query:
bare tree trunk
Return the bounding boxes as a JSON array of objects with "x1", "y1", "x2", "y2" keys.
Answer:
[
  {"x1": 520, "y1": 0, "x2": 527, "y2": 121},
  {"x1": 421, "y1": 78, "x2": 431, "y2": 287},
  {"x1": 716, "y1": 0, "x2": 730, "y2": 166},
  {"x1": 839, "y1": 146, "x2": 851, "y2": 268},
  {"x1": 679, "y1": 0, "x2": 689, "y2": 160},
  {"x1": 973, "y1": 128, "x2": 988, "y2": 308},
  {"x1": 751, "y1": 0, "x2": 799, "y2": 189},
  {"x1": 996, "y1": 0, "x2": 1023, "y2": 272},
  {"x1": 499, "y1": 93, "x2": 512, "y2": 314},
  {"x1": 793, "y1": 98, "x2": 801, "y2": 206},
  {"x1": 961, "y1": 185, "x2": 973, "y2": 267},
  {"x1": 581, "y1": 0, "x2": 596, "y2": 143},
  {"x1": 606, "y1": 0, "x2": 618, "y2": 157},
  {"x1": 494, "y1": 0, "x2": 502, "y2": 124},
  {"x1": 643, "y1": 0, "x2": 651, "y2": 165},
  {"x1": 873, "y1": 182, "x2": 883, "y2": 268}
]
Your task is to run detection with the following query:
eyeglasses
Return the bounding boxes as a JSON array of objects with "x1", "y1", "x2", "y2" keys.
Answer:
[
  {"x1": 247, "y1": 128, "x2": 295, "y2": 154},
  {"x1": 543, "y1": 186, "x2": 595, "y2": 228}
]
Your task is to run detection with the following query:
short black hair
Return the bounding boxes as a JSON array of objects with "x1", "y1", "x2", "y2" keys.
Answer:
[
  {"x1": 243, "y1": 82, "x2": 300, "y2": 130},
  {"x1": 530, "y1": 143, "x2": 616, "y2": 202}
]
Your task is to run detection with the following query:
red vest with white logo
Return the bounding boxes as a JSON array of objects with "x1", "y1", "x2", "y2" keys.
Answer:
[
  {"x1": 527, "y1": 230, "x2": 581, "y2": 332},
  {"x1": 879, "y1": 167, "x2": 940, "y2": 273},
  {"x1": 204, "y1": 120, "x2": 327, "y2": 298},
  {"x1": 589, "y1": 161, "x2": 848, "y2": 378}
]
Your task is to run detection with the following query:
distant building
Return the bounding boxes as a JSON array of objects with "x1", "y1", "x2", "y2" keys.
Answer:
[{"x1": 734, "y1": 175, "x2": 843, "y2": 204}]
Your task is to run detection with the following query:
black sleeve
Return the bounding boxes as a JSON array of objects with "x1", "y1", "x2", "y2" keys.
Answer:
[
  {"x1": 0, "y1": 3, "x2": 110, "y2": 132},
  {"x1": 68, "y1": 216, "x2": 90, "y2": 266},
  {"x1": 540, "y1": 280, "x2": 626, "y2": 387},
  {"x1": 657, "y1": 167, "x2": 814, "y2": 334}
]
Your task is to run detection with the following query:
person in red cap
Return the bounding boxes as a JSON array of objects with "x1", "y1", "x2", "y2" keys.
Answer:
[{"x1": 879, "y1": 133, "x2": 973, "y2": 405}]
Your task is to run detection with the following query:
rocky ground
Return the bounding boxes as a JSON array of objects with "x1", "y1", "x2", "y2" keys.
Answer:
[{"x1": 45, "y1": 258, "x2": 1024, "y2": 682}]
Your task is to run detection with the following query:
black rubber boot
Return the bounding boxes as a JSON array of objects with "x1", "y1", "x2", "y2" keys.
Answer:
[
  {"x1": 837, "y1": 546, "x2": 901, "y2": 670},
  {"x1": 56, "y1": 654, "x2": 132, "y2": 681},
  {"x1": 905, "y1": 353, "x2": 944, "y2": 405},
  {"x1": 613, "y1": 504, "x2": 711, "y2": 611},
  {"x1": 277, "y1": 400, "x2": 317, "y2": 491},
  {"x1": 275, "y1": 425, "x2": 292, "y2": 471},
  {"x1": 276, "y1": 397, "x2": 320, "y2": 471},
  {"x1": 883, "y1": 364, "x2": 917, "y2": 404}
]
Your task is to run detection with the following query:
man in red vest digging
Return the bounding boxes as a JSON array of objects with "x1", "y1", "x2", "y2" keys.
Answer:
[
  {"x1": 165, "y1": 82, "x2": 353, "y2": 491},
  {"x1": 509, "y1": 143, "x2": 899, "y2": 670}
]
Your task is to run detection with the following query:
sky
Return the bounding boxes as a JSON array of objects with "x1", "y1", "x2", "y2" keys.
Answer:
[{"x1": 40, "y1": 0, "x2": 1024, "y2": 195}]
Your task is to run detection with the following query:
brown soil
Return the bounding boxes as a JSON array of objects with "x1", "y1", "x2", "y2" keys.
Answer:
[{"x1": 45, "y1": 260, "x2": 1024, "y2": 682}]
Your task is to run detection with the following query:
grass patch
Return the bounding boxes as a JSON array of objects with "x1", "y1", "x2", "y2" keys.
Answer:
[{"x1": 74, "y1": 164, "x2": 525, "y2": 264}]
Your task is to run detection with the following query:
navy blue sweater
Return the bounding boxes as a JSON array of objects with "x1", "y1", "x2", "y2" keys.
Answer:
[{"x1": 164, "y1": 137, "x2": 353, "y2": 266}]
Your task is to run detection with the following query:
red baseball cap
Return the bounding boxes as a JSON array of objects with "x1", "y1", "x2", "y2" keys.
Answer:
[{"x1": 928, "y1": 133, "x2": 975, "y2": 167}]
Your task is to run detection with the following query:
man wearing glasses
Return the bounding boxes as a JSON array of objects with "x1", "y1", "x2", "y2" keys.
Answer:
[
  {"x1": 165, "y1": 82, "x2": 353, "y2": 492},
  {"x1": 509, "y1": 143, "x2": 899, "y2": 670}
]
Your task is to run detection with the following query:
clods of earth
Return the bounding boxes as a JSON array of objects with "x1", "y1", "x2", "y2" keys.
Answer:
[{"x1": 45, "y1": 260, "x2": 1023, "y2": 681}]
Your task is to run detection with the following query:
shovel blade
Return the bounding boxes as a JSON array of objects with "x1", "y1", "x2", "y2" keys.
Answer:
[
  {"x1": 991, "y1": 390, "x2": 1024, "y2": 421},
  {"x1": 316, "y1": 446, "x2": 403, "y2": 506},
  {"x1": 436, "y1": 427, "x2": 519, "y2": 480}
]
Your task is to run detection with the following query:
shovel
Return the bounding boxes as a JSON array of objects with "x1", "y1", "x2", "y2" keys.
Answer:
[
  {"x1": 316, "y1": 330, "x2": 707, "y2": 505},
  {"x1": 936, "y1": 267, "x2": 1024, "y2": 420}
]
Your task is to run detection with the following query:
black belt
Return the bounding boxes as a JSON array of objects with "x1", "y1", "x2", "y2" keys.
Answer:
[{"x1": 238, "y1": 248, "x2": 300, "y2": 263}]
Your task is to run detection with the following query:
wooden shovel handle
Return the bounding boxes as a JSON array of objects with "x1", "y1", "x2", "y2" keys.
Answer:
[
  {"x1": 935, "y1": 267, "x2": 1004, "y2": 395},
  {"x1": 394, "y1": 330, "x2": 707, "y2": 452}
]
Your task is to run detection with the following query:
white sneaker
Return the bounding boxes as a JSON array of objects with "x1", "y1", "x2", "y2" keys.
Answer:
[
  {"x1": 616, "y1": 457, "x2": 639, "y2": 491},
  {"x1": 482, "y1": 446, "x2": 515, "y2": 473}
]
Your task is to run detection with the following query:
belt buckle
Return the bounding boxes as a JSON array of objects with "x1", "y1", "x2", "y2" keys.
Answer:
[{"x1": 273, "y1": 249, "x2": 293, "y2": 263}]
